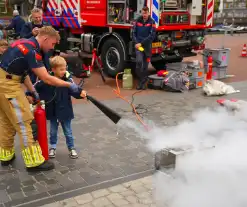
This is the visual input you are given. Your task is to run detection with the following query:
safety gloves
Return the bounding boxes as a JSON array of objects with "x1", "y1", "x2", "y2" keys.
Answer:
[{"x1": 69, "y1": 82, "x2": 81, "y2": 93}]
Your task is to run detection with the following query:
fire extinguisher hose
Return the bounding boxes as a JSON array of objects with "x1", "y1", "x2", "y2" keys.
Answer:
[{"x1": 113, "y1": 72, "x2": 150, "y2": 131}]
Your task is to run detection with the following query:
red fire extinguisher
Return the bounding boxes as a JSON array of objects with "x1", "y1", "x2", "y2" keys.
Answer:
[
  {"x1": 34, "y1": 102, "x2": 49, "y2": 160},
  {"x1": 206, "y1": 55, "x2": 213, "y2": 80}
]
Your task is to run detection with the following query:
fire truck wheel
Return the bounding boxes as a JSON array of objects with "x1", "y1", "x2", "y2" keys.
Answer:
[{"x1": 101, "y1": 38, "x2": 125, "y2": 77}]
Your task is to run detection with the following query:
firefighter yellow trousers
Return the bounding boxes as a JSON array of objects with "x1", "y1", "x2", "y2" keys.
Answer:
[{"x1": 0, "y1": 69, "x2": 45, "y2": 167}]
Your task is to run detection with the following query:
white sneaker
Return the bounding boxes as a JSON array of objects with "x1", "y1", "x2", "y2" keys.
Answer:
[
  {"x1": 69, "y1": 148, "x2": 78, "y2": 159},
  {"x1": 49, "y1": 148, "x2": 56, "y2": 158}
]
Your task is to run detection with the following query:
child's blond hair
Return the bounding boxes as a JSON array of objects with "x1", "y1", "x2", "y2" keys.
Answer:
[
  {"x1": 49, "y1": 56, "x2": 67, "y2": 69},
  {"x1": 0, "y1": 39, "x2": 8, "y2": 48}
]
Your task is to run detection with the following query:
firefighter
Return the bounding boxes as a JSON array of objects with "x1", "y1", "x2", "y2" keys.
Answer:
[
  {"x1": 21, "y1": 7, "x2": 51, "y2": 76},
  {"x1": 0, "y1": 26, "x2": 82, "y2": 171},
  {"x1": 132, "y1": 6, "x2": 156, "y2": 90}
]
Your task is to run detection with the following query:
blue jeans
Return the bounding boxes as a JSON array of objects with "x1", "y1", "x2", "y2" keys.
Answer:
[{"x1": 49, "y1": 119, "x2": 75, "y2": 150}]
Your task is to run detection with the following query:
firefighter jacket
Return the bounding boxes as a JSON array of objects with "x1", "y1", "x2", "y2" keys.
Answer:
[
  {"x1": 20, "y1": 21, "x2": 51, "y2": 75},
  {"x1": 5, "y1": 15, "x2": 25, "y2": 36},
  {"x1": 0, "y1": 37, "x2": 44, "y2": 78},
  {"x1": 34, "y1": 71, "x2": 82, "y2": 121},
  {"x1": 132, "y1": 16, "x2": 156, "y2": 57}
]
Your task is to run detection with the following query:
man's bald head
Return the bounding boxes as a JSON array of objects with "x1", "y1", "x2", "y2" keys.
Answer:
[{"x1": 13, "y1": 10, "x2": 19, "y2": 16}]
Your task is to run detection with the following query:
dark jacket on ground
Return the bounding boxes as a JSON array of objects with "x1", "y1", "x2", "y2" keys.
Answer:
[
  {"x1": 5, "y1": 15, "x2": 25, "y2": 36},
  {"x1": 34, "y1": 71, "x2": 82, "y2": 121},
  {"x1": 132, "y1": 16, "x2": 156, "y2": 57}
]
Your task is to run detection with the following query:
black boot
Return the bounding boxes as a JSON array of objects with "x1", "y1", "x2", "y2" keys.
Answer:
[
  {"x1": 1, "y1": 155, "x2": 15, "y2": 166},
  {"x1": 136, "y1": 82, "x2": 142, "y2": 90},
  {"x1": 141, "y1": 82, "x2": 147, "y2": 90},
  {"x1": 26, "y1": 160, "x2": 55, "y2": 172}
]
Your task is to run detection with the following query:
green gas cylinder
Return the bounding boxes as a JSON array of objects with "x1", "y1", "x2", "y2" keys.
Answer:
[{"x1": 122, "y1": 69, "x2": 133, "y2": 89}]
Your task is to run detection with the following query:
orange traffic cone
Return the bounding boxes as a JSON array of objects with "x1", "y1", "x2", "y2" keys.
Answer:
[{"x1": 241, "y1": 44, "x2": 247, "y2": 57}]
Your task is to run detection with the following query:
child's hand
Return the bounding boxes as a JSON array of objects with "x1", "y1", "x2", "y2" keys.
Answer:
[{"x1": 80, "y1": 90, "x2": 87, "y2": 98}]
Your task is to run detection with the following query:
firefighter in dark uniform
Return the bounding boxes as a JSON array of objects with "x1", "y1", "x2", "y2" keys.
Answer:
[
  {"x1": 133, "y1": 6, "x2": 156, "y2": 90},
  {"x1": 0, "y1": 26, "x2": 83, "y2": 171},
  {"x1": 21, "y1": 7, "x2": 51, "y2": 84}
]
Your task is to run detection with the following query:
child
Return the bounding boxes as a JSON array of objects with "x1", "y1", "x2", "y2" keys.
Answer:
[
  {"x1": 0, "y1": 39, "x2": 8, "y2": 57},
  {"x1": 34, "y1": 56, "x2": 86, "y2": 159}
]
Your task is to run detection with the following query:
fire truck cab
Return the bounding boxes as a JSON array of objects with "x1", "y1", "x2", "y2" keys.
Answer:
[{"x1": 6, "y1": 0, "x2": 215, "y2": 77}]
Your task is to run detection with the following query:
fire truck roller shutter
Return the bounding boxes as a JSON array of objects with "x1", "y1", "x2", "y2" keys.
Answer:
[{"x1": 98, "y1": 33, "x2": 127, "y2": 77}]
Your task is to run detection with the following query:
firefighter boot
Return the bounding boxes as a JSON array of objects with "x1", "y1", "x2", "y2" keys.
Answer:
[
  {"x1": 26, "y1": 160, "x2": 55, "y2": 172},
  {"x1": 22, "y1": 144, "x2": 54, "y2": 172},
  {"x1": 136, "y1": 82, "x2": 142, "y2": 90},
  {"x1": 0, "y1": 148, "x2": 15, "y2": 166},
  {"x1": 1, "y1": 154, "x2": 15, "y2": 166}
]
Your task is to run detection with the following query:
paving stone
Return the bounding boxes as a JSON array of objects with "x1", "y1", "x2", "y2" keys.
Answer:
[
  {"x1": 139, "y1": 176, "x2": 153, "y2": 185},
  {"x1": 21, "y1": 179, "x2": 36, "y2": 186},
  {"x1": 125, "y1": 195, "x2": 139, "y2": 203},
  {"x1": 41, "y1": 202, "x2": 63, "y2": 207},
  {"x1": 8, "y1": 191, "x2": 25, "y2": 200},
  {"x1": 108, "y1": 185, "x2": 128, "y2": 193},
  {"x1": 92, "y1": 189, "x2": 110, "y2": 198},
  {"x1": 111, "y1": 198, "x2": 129, "y2": 206},
  {"x1": 107, "y1": 193, "x2": 123, "y2": 201},
  {"x1": 92, "y1": 197, "x2": 111, "y2": 207},
  {"x1": 0, "y1": 190, "x2": 10, "y2": 203},
  {"x1": 78, "y1": 204, "x2": 94, "y2": 207},
  {"x1": 74, "y1": 193, "x2": 93, "y2": 205},
  {"x1": 136, "y1": 192, "x2": 151, "y2": 199},
  {"x1": 138, "y1": 197, "x2": 154, "y2": 205},
  {"x1": 120, "y1": 190, "x2": 135, "y2": 197},
  {"x1": 131, "y1": 204, "x2": 150, "y2": 207},
  {"x1": 60, "y1": 198, "x2": 78, "y2": 207},
  {"x1": 130, "y1": 185, "x2": 148, "y2": 194},
  {"x1": 6, "y1": 185, "x2": 21, "y2": 194},
  {"x1": 22, "y1": 185, "x2": 36, "y2": 192}
]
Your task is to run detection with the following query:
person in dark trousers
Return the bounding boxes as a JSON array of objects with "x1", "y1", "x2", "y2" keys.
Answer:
[
  {"x1": 34, "y1": 56, "x2": 86, "y2": 159},
  {"x1": 132, "y1": 6, "x2": 156, "y2": 90},
  {"x1": 5, "y1": 10, "x2": 25, "y2": 38}
]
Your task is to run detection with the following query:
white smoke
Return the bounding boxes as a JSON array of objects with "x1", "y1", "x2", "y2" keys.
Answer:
[{"x1": 119, "y1": 100, "x2": 247, "y2": 207}]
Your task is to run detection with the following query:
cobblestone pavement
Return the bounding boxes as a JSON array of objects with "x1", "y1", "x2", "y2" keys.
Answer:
[
  {"x1": 41, "y1": 176, "x2": 156, "y2": 207},
  {"x1": 1, "y1": 80, "x2": 246, "y2": 207}
]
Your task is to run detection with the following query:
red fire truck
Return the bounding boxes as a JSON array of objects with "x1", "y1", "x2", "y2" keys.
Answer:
[{"x1": 2, "y1": 0, "x2": 215, "y2": 76}]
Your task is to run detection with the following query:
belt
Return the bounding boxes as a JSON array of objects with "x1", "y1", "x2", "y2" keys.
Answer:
[{"x1": 0, "y1": 68, "x2": 22, "y2": 81}]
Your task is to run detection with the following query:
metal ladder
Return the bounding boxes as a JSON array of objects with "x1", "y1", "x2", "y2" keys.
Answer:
[{"x1": 0, "y1": 0, "x2": 7, "y2": 14}]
